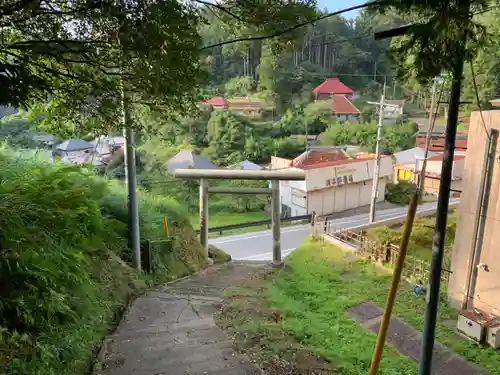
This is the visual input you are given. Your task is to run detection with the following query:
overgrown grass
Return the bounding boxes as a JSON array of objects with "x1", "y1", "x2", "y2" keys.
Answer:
[
  {"x1": 0, "y1": 147, "x2": 206, "y2": 375},
  {"x1": 365, "y1": 211, "x2": 457, "y2": 265},
  {"x1": 217, "y1": 237, "x2": 500, "y2": 375}
]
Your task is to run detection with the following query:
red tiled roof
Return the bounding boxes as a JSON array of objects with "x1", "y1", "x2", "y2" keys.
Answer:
[
  {"x1": 292, "y1": 149, "x2": 350, "y2": 169},
  {"x1": 297, "y1": 157, "x2": 360, "y2": 170},
  {"x1": 202, "y1": 96, "x2": 229, "y2": 107},
  {"x1": 312, "y1": 78, "x2": 353, "y2": 95},
  {"x1": 427, "y1": 154, "x2": 466, "y2": 161},
  {"x1": 332, "y1": 95, "x2": 360, "y2": 114},
  {"x1": 415, "y1": 137, "x2": 468, "y2": 151}
]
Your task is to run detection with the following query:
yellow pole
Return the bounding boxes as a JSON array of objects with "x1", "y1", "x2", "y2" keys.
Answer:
[
  {"x1": 368, "y1": 192, "x2": 419, "y2": 375},
  {"x1": 163, "y1": 215, "x2": 168, "y2": 235}
]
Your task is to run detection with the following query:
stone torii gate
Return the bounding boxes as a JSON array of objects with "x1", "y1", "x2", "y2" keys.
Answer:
[{"x1": 174, "y1": 168, "x2": 306, "y2": 267}]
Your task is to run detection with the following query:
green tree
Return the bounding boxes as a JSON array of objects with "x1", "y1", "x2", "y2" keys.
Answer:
[
  {"x1": 1, "y1": 0, "x2": 318, "y2": 134},
  {"x1": 224, "y1": 76, "x2": 256, "y2": 96},
  {"x1": 204, "y1": 111, "x2": 250, "y2": 165}
]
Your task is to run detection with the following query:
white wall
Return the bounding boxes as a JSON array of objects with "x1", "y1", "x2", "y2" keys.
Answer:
[
  {"x1": 425, "y1": 158, "x2": 465, "y2": 178},
  {"x1": 279, "y1": 181, "x2": 307, "y2": 216},
  {"x1": 305, "y1": 177, "x2": 386, "y2": 216},
  {"x1": 305, "y1": 157, "x2": 393, "y2": 192}
]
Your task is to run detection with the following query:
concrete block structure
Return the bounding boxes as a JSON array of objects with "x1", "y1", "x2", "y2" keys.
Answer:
[{"x1": 448, "y1": 110, "x2": 500, "y2": 315}]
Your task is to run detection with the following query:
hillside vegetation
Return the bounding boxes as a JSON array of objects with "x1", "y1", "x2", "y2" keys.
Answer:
[{"x1": 0, "y1": 147, "x2": 206, "y2": 375}]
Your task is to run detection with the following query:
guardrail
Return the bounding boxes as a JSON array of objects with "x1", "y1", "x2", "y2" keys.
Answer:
[{"x1": 195, "y1": 214, "x2": 312, "y2": 235}]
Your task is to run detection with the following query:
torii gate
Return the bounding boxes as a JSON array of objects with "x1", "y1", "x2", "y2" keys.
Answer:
[{"x1": 174, "y1": 168, "x2": 306, "y2": 267}]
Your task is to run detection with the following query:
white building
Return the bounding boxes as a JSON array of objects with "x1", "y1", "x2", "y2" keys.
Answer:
[{"x1": 270, "y1": 146, "x2": 393, "y2": 216}]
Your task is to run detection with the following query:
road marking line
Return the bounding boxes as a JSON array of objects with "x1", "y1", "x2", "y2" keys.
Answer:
[{"x1": 239, "y1": 248, "x2": 296, "y2": 260}]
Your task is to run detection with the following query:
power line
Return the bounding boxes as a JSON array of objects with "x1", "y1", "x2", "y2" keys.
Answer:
[{"x1": 201, "y1": 1, "x2": 387, "y2": 50}]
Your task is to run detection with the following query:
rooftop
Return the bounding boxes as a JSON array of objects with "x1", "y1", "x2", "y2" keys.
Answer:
[
  {"x1": 416, "y1": 137, "x2": 468, "y2": 151},
  {"x1": 332, "y1": 95, "x2": 360, "y2": 114},
  {"x1": 167, "y1": 149, "x2": 218, "y2": 173},
  {"x1": 202, "y1": 96, "x2": 229, "y2": 107},
  {"x1": 427, "y1": 154, "x2": 466, "y2": 161},
  {"x1": 286, "y1": 146, "x2": 385, "y2": 170},
  {"x1": 56, "y1": 138, "x2": 93, "y2": 152},
  {"x1": 394, "y1": 147, "x2": 437, "y2": 165},
  {"x1": 201, "y1": 96, "x2": 270, "y2": 110},
  {"x1": 312, "y1": 78, "x2": 353, "y2": 95}
]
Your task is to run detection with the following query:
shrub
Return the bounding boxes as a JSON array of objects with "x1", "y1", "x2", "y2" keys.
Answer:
[
  {"x1": 208, "y1": 245, "x2": 232, "y2": 264},
  {"x1": 0, "y1": 147, "x2": 206, "y2": 374},
  {"x1": 385, "y1": 181, "x2": 416, "y2": 206}
]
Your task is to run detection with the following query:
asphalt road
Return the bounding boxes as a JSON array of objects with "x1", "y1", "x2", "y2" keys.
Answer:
[{"x1": 209, "y1": 201, "x2": 456, "y2": 261}]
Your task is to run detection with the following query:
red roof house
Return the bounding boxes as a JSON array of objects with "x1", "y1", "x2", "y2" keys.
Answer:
[
  {"x1": 202, "y1": 96, "x2": 229, "y2": 108},
  {"x1": 332, "y1": 95, "x2": 360, "y2": 115},
  {"x1": 312, "y1": 78, "x2": 354, "y2": 99}
]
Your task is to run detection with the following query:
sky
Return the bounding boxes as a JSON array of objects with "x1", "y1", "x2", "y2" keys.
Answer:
[{"x1": 317, "y1": 0, "x2": 364, "y2": 19}]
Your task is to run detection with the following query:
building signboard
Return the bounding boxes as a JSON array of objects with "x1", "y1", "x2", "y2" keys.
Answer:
[{"x1": 324, "y1": 163, "x2": 370, "y2": 187}]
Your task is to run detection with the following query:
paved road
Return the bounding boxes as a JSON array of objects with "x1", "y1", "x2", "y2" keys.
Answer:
[{"x1": 209, "y1": 201, "x2": 457, "y2": 261}]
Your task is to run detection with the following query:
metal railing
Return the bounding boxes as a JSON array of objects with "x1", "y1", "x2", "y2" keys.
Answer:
[
  {"x1": 320, "y1": 227, "x2": 452, "y2": 289},
  {"x1": 194, "y1": 214, "x2": 312, "y2": 235}
]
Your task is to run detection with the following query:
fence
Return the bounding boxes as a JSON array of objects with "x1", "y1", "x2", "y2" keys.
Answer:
[
  {"x1": 319, "y1": 225, "x2": 452, "y2": 290},
  {"x1": 195, "y1": 214, "x2": 312, "y2": 235}
]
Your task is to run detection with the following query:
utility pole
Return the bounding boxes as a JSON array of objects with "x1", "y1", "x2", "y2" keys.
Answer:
[
  {"x1": 418, "y1": 78, "x2": 438, "y2": 203},
  {"x1": 369, "y1": 81, "x2": 386, "y2": 223},
  {"x1": 121, "y1": 86, "x2": 141, "y2": 271},
  {"x1": 418, "y1": 53, "x2": 465, "y2": 375}
]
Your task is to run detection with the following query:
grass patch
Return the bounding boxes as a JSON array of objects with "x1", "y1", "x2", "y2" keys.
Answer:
[
  {"x1": 364, "y1": 211, "x2": 457, "y2": 266},
  {"x1": 190, "y1": 211, "x2": 270, "y2": 229},
  {"x1": 217, "y1": 237, "x2": 500, "y2": 375},
  {"x1": 190, "y1": 211, "x2": 274, "y2": 237}
]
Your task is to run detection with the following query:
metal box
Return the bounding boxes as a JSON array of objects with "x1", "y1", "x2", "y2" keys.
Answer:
[
  {"x1": 486, "y1": 323, "x2": 500, "y2": 349},
  {"x1": 457, "y1": 312, "x2": 485, "y2": 342}
]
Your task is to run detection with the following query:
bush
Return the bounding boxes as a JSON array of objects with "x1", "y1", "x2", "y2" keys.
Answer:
[
  {"x1": 385, "y1": 181, "x2": 416, "y2": 206},
  {"x1": 0, "y1": 147, "x2": 206, "y2": 374},
  {"x1": 208, "y1": 245, "x2": 232, "y2": 264}
]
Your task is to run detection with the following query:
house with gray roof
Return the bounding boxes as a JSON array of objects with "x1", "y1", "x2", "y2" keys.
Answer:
[
  {"x1": 56, "y1": 139, "x2": 94, "y2": 153},
  {"x1": 167, "y1": 149, "x2": 218, "y2": 173},
  {"x1": 229, "y1": 160, "x2": 261, "y2": 170},
  {"x1": 393, "y1": 147, "x2": 436, "y2": 166}
]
